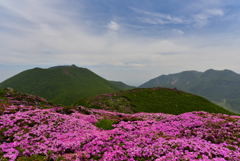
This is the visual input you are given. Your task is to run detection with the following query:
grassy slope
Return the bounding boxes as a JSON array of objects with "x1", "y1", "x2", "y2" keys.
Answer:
[
  {"x1": 1, "y1": 88, "x2": 240, "y2": 160},
  {"x1": 139, "y1": 69, "x2": 240, "y2": 114},
  {"x1": 0, "y1": 66, "x2": 124, "y2": 106},
  {"x1": 109, "y1": 81, "x2": 136, "y2": 90},
  {"x1": 75, "y1": 87, "x2": 237, "y2": 116}
]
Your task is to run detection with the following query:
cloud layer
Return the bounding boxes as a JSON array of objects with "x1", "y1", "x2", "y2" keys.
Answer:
[{"x1": 0, "y1": 0, "x2": 240, "y2": 86}]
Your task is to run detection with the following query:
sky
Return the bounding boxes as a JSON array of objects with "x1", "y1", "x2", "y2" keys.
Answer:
[{"x1": 0, "y1": 0, "x2": 240, "y2": 86}]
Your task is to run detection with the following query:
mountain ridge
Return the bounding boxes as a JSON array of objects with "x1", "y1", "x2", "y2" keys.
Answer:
[
  {"x1": 75, "y1": 86, "x2": 237, "y2": 116},
  {"x1": 139, "y1": 69, "x2": 240, "y2": 114},
  {"x1": 109, "y1": 80, "x2": 136, "y2": 90}
]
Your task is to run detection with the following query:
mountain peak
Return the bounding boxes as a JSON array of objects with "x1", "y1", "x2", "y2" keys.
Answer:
[
  {"x1": 0, "y1": 66, "x2": 124, "y2": 106},
  {"x1": 48, "y1": 64, "x2": 80, "y2": 69},
  {"x1": 204, "y1": 69, "x2": 214, "y2": 72}
]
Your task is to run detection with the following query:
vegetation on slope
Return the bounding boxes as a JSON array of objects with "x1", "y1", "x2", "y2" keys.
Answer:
[
  {"x1": 0, "y1": 87, "x2": 59, "y2": 115},
  {"x1": 1, "y1": 88, "x2": 240, "y2": 160},
  {"x1": 0, "y1": 65, "x2": 124, "y2": 106},
  {"x1": 139, "y1": 69, "x2": 240, "y2": 114},
  {"x1": 109, "y1": 81, "x2": 136, "y2": 90},
  {"x1": 75, "y1": 87, "x2": 237, "y2": 116},
  {"x1": 0, "y1": 88, "x2": 145, "y2": 160}
]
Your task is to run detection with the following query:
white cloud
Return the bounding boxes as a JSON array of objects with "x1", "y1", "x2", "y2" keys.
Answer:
[
  {"x1": 138, "y1": 17, "x2": 158, "y2": 25},
  {"x1": 131, "y1": 63, "x2": 146, "y2": 67},
  {"x1": 131, "y1": 7, "x2": 184, "y2": 25},
  {"x1": 107, "y1": 21, "x2": 119, "y2": 31},
  {"x1": 207, "y1": 9, "x2": 224, "y2": 16},
  {"x1": 172, "y1": 29, "x2": 184, "y2": 35},
  {"x1": 192, "y1": 14, "x2": 209, "y2": 28},
  {"x1": 132, "y1": 7, "x2": 225, "y2": 29},
  {"x1": 0, "y1": 1, "x2": 239, "y2": 86},
  {"x1": 193, "y1": 8, "x2": 224, "y2": 28}
]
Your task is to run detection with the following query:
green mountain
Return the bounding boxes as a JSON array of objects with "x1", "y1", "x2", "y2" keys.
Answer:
[
  {"x1": 109, "y1": 81, "x2": 136, "y2": 90},
  {"x1": 75, "y1": 87, "x2": 237, "y2": 116},
  {"x1": 0, "y1": 65, "x2": 124, "y2": 106},
  {"x1": 139, "y1": 69, "x2": 240, "y2": 114}
]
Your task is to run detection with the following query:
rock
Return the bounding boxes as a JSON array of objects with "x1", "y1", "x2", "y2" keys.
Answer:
[
  {"x1": 5, "y1": 87, "x2": 14, "y2": 92},
  {"x1": 117, "y1": 114, "x2": 123, "y2": 117},
  {"x1": 0, "y1": 135, "x2": 8, "y2": 143}
]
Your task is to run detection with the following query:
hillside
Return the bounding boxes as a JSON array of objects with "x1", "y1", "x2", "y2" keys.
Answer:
[
  {"x1": 1, "y1": 88, "x2": 240, "y2": 160},
  {"x1": 0, "y1": 65, "x2": 124, "y2": 106},
  {"x1": 139, "y1": 69, "x2": 240, "y2": 114},
  {"x1": 75, "y1": 87, "x2": 236, "y2": 116},
  {"x1": 109, "y1": 80, "x2": 136, "y2": 90}
]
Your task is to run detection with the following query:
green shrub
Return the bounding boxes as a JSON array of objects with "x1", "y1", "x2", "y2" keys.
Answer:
[{"x1": 94, "y1": 116, "x2": 115, "y2": 130}]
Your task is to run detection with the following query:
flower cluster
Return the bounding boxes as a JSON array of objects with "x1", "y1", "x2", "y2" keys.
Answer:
[
  {"x1": 1, "y1": 90, "x2": 240, "y2": 160},
  {"x1": 1, "y1": 104, "x2": 240, "y2": 160}
]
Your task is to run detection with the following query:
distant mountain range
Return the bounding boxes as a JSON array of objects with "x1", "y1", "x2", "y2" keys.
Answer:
[
  {"x1": 0, "y1": 65, "x2": 124, "y2": 106},
  {"x1": 139, "y1": 69, "x2": 240, "y2": 114},
  {"x1": 1, "y1": 66, "x2": 240, "y2": 114}
]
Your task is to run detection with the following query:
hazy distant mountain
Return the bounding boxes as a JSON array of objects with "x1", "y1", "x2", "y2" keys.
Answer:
[
  {"x1": 0, "y1": 65, "x2": 124, "y2": 106},
  {"x1": 109, "y1": 81, "x2": 136, "y2": 90},
  {"x1": 139, "y1": 69, "x2": 240, "y2": 114}
]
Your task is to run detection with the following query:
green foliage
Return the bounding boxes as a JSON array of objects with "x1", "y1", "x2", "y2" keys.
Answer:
[
  {"x1": 0, "y1": 66, "x2": 124, "y2": 106},
  {"x1": 0, "y1": 157, "x2": 8, "y2": 161},
  {"x1": 62, "y1": 106, "x2": 75, "y2": 115},
  {"x1": 0, "y1": 89, "x2": 58, "y2": 112},
  {"x1": 76, "y1": 87, "x2": 238, "y2": 116},
  {"x1": 93, "y1": 116, "x2": 115, "y2": 130},
  {"x1": 16, "y1": 155, "x2": 66, "y2": 161},
  {"x1": 227, "y1": 146, "x2": 237, "y2": 151},
  {"x1": 0, "y1": 89, "x2": 7, "y2": 100},
  {"x1": 16, "y1": 155, "x2": 47, "y2": 161},
  {"x1": 15, "y1": 150, "x2": 66, "y2": 161}
]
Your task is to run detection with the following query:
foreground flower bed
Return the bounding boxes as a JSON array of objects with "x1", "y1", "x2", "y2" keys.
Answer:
[{"x1": 1, "y1": 103, "x2": 240, "y2": 161}]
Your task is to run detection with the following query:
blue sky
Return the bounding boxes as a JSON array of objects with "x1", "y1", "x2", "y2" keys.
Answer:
[{"x1": 0, "y1": 0, "x2": 240, "y2": 86}]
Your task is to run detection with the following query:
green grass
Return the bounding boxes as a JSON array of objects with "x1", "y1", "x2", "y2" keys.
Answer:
[
  {"x1": 93, "y1": 115, "x2": 116, "y2": 130},
  {"x1": 75, "y1": 87, "x2": 238, "y2": 116}
]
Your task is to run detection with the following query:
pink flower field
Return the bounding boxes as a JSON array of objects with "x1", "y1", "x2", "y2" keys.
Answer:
[{"x1": 0, "y1": 91, "x2": 240, "y2": 161}]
